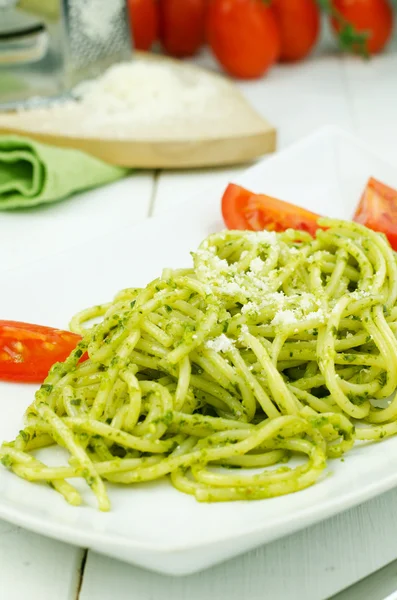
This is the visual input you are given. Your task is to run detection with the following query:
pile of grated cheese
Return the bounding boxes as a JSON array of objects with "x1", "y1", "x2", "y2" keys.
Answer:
[
  {"x1": 194, "y1": 230, "x2": 327, "y2": 333},
  {"x1": 73, "y1": 60, "x2": 223, "y2": 123},
  {"x1": 206, "y1": 334, "x2": 235, "y2": 353},
  {"x1": 15, "y1": 57, "x2": 239, "y2": 140}
]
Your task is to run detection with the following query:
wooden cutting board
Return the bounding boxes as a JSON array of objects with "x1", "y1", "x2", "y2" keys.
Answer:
[{"x1": 0, "y1": 53, "x2": 276, "y2": 169}]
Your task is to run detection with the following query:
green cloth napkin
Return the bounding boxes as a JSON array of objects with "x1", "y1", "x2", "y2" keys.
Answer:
[{"x1": 0, "y1": 136, "x2": 128, "y2": 210}]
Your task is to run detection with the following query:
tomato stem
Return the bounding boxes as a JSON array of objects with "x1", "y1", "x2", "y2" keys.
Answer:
[{"x1": 316, "y1": 0, "x2": 370, "y2": 57}]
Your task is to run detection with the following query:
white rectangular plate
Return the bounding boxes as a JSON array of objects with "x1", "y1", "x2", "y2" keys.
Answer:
[{"x1": 1, "y1": 126, "x2": 397, "y2": 576}]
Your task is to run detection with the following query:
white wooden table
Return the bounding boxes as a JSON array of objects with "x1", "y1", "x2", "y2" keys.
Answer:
[{"x1": 2, "y1": 33, "x2": 397, "y2": 600}]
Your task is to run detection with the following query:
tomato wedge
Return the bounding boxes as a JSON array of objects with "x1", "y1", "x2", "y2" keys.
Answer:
[
  {"x1": 0, "y1": 321, "x2": 83, "y2": 383},
  {"x1": 353, "y1": 177, "x2": 397, "y2": 250},
  {"x1": 221, "y1": 183, "x2": 321, "y2": 235}
]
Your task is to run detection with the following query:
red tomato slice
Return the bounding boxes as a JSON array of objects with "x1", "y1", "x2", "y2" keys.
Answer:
[
  {"x1": 353, "y1": 177, "x2": 397, "y2": 250},
  {"x1": 221, "y1": 183, "x2": 320, "y2": 236},
  {"x1": 0, "y1": 321, "x2": 83, "y2": 383}
]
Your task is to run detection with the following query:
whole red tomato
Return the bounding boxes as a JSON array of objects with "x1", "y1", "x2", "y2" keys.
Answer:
[
  {"x1": 159, "y1": 0, "x2": 207, "y2": 57},
  {"x1": 273, "y1": 0, "x2": 320, "y2": 62},
  {"x1": 331, "y1": 0, "x2": 393, "y2": 54},
  {"x1": 207, "y1": 0, "x2": 280, "y2": 79},
  {"x1": 127, "y1": 0, "x2": 159, "y2": 51}
]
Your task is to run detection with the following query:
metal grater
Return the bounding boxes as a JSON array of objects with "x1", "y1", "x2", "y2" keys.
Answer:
[{"x1": 0, "y1": 0, "x2": 133, "y2": 110}]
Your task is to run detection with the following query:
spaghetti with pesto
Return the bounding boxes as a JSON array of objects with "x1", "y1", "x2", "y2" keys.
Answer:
[{"x1": 2, "y1": 218, "x2": 397, "y2": 511}]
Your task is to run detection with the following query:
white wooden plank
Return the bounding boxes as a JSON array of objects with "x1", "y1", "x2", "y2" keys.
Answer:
[
  {"x1": 79, "y1": 488, "x2": 397, "y2": 600},
  {"x1": 331, "y1": 558, "x2": 397, "y2": 600},
  {"x1": 192, "y1": 39, "x2": 354, "y2": 149},
  {"x1": 152, "y1": 166, "x2": 247, "y2": 216},
  {"x1": 236, "y1": 52, "x2": 354, "y2": 148},
  {"x1": 1, "y1": 173, "x2": 154, "y2": 273},
  {"x1": 0, "y1": 521, "x2": 84, "y2": 600},
  {"x1": 340, "y1": 39, "x2": 397, "y2": 165}
]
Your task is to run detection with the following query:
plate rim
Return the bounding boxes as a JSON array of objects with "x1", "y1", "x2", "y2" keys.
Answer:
[{"x1": 0, "y1": 462, "x2": 396, "y2": 555}]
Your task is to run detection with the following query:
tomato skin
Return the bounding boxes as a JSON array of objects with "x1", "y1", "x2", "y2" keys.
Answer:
[
  {"x1": 222, "y1": 183, "x2": 320, "y2": 235},
  {"x1": 207, "y1": 0, "x2": 280, "y2": 79},
  {"x1": 159, "y1": 0, "x2": 207, "y2": 57},
  {"x1": 354, "y1": 178, "x2": 397, "y2": 250},
  {"x1": 0, "y1": 321, "x2": 83, "y2": 383},
  {"x1": 331, "y1": 0, "x2": 393, "y2": 54},
  {"x1": 221, "y1": 184, "x2": 254, "y2": 229},
  {"x1": 127, "y1": 0, "x2": 159, "y2": 51},
  {"x1": 272, "y1": 0, "x2": 320, "y2": 62}
]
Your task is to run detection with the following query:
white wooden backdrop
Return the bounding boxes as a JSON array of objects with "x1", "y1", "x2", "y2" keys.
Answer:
[{"x1": 1, "y1": 31, "x2": 397, "y2": 600}]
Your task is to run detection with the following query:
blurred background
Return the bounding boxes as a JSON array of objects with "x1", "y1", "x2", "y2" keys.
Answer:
[{"x1": 1, "y1": 0, "x2": 397, "y2": 104}]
